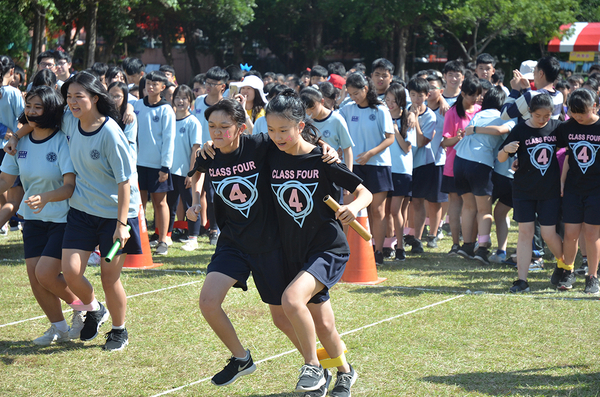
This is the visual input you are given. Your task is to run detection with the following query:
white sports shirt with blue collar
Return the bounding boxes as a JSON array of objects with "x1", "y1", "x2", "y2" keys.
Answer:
[
  {"x1": 133, "y1": 97, "x2": 176, "y2": 170},
  {"x1": 1, "y1": 129, "x2": 73, "y2": 223},
  {"x1": 172, "y1": 114, "x2": 202, "y2": 177},
  {"x1": 193, "y1": 94, "x2": 211, "y2": 144},
  {"x1": 0, "y1": 85, "x2": 24, "y2": 134},
  {"x1": 390, "y1": 118, "x2": 416, "y2": 175},
  {"x1": 410, "y1": 106, "x2": 437, "y2": 168},
  {"x1": 339, "y1": 102, "x2": 393, "y2": 166}
]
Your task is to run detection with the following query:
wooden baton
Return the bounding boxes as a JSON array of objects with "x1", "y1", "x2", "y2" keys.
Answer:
[{"x1": 323, "y1": 195, "x2": 372, "y2": 241}]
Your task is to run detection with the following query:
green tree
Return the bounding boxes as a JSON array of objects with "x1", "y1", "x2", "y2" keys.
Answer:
[{"x1": 0, "y1": 1, "x2": 29, "y2": 63}]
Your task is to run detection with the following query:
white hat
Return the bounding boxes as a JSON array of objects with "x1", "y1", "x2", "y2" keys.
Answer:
[
  {"x1": 519, "y1": 60, "x2": 537, "y2": 80},
  {"x1": 230, "y1": 75, "x2": 268, "y2": 104}
]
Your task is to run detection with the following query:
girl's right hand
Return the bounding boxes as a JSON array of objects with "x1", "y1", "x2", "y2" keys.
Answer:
[
  {"x1": 504, "y1": 140, "x2": 519, "y2": 154},
  {"x1": 234, "y1": 93, "x2": 247, "y2": 109},
  {"x1": 406, "y1": 112, "x2": 416, "y2": 129},
  {"x1": 200, "y1": 141, "x2": 216, "y2": 159},
  {"x1": 3, "y1": 135, "x2": 18, "y2": 155},
  {"x1": 186, "y1": 204, "x2": 201, "y2": 222},
  {"x1": 114, "y1": 223, "x2": 131, "y2": 249}
]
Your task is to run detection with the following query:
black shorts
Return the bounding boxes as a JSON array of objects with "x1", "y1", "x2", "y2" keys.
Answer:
[
  {"x1": 562, "y1": 191, "x2": 600, "y2": 225},
  {"x1": 492, "y1": 172, "x2": 513, "y2": 207},
  {"x1": 287, "y1": 252, "x2": 348, "y2": 304},
  {"x1": 454, "y1": 157, "x2": 493, "y2": 196},
  {"x1": 440, "y1": 175, "x2": 456, "y2": 194},
  {"x1": 62, "y1": 208, "x2": 143, "y2": 257},
  {"x1": 412, "y1": 163, "x2": 448, "y2": 203},
  {"x1": 388, "y1": 173, "x2": 412, "y2": 197},
  {"x1": 23, "y1": 220, "x2": 66, "y2": 259},
  {"x1": 137, "y1": 165, "x2": 173, "y2": 193},
  {"x1": 512, "y1": 197, "x2": 561, "y2": 226},
  {"x1": 207, "y1": 245, "x2": 289, "y2": 305},
  {"x1": 353, "y1": 165, "x2": 392, "y2": 194}
]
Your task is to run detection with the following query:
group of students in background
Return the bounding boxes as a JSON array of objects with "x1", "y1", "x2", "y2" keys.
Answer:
[{"x1": 2, "y1": 47, "x2": 600, "y2": 397}]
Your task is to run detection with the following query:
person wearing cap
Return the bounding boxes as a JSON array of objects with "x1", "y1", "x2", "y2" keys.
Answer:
[
  {"x1": 501, "y1": 56, "x2": 563, "y2": 122},
  {"x1": 230, "y1": 75, "x2": 268, "y2": 130}
]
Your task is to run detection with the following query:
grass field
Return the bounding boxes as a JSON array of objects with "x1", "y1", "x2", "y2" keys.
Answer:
[{"x1": 1, "y1": 217, "x2": 599, "y2": 397}]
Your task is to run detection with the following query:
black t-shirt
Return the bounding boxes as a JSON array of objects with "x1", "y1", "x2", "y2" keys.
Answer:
[
  {"x1": 556, "y1": 118, "x2": 600, "y2": 196},
  {"x1": 499, "y1": 119, "x2": 561, "y2": 200},
  {"x1": 268, "y1": 146, "x2": 362, "y2": 263},
  {"x1": 189, "y1": 134, "x2": 280, "y2": 254}
]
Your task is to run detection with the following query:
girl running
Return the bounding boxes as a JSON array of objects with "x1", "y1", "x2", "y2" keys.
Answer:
[
  {"x1": 0, "y1": 86, "x2": 81, "y2": 345},
  {"x1": 498, "y1": 94, "x2": 565, "y2": 293},
  {"x1": 267, "y1": 90, "x2": 372, "y2": 396}
]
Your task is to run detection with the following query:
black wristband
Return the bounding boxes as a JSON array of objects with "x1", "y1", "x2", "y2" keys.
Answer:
[
  {"x1": 117, "y1": 219, "x2": 128, "y2": 227},
  {"x1": 160, "y1": 166, "x2": 170, "y2": 174}
]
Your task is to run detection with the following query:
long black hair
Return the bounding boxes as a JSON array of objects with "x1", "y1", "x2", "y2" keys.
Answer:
[
  {"x1": 452, "y1": 77, "x2": 482, "y2": 118},
  {"x1": 61, "y1": 71, "x2": 121, "y2": 123},
  {"x1": 346, "y1": 73, "x2": 382, "y2": 109},
  {"x1": 0, "y1": 55, "x2": 14, "y2": 85},
  {"x1": 385, "y1": 82, "x2": 408, "y2": 139},
  {"x1": 265, "y1": 88, "x2": 320, "y2": 144},
  {"x1": 18, "y1": 86, "x2": 65, "y2": 130},
  {"x1": 107, "y1": 81, "x2": 129, "y2": 129},
  {"x1": 480, "y1": 86, "x2": 506, "y2": 111},
  {"x1": 568, "y1": 88, "x2": 600, "y2": 114}
]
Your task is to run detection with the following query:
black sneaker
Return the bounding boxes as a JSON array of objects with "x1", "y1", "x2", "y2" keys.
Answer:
[
  {"x1": 302, "y1": 369, "x2": 331, "y2": 397},
  {"x1": 557, "y1": 270, "x2": 576, "y2": 290},
  {"x1": 410, "y1": 239, "x2": 424, "y2": 254},
  {"x1": 212, "y1": 350, "x2": 256, "y2": 386},
  {"x1": 382, "y1": 247, "x2": 394, "y2": 259},
  {"x1": 509, "y1": 279, "x2": 530, "y2": 293},
  {"x1": 154, "y1": 241, "x2": 168, "y2": 256},
  {"x1": 404, "y1": 234, "x2": 417, "y2": 248},
  {"x1": 448, "y1": 244, "x2": 460, "y2": 256},
  {"x1": 550, "y1": 266, "x2": 566, "y2": 286},
  {"x1": 296, "y1": 364, "x2": 326, "y2": 392},
  {"x1": 149, "y1": 233, "x2": 159, "y2": 248},
  {"x1": 331, "y1": 364, "x2": 358, "y2": 397},
  {"x1": 395, "y1": 248, "x2": 406, "y2": 261},
  {"x1": 209, "y1": 231, "x2": 219, "y2": 245},
  {"x1": 374, "y1": 250, "x2": 384, "y2": 266},
  {"x1": 457, "y1": 243, "x2": 475, "y2": 259},
  {"x1": 80, "y1": 302, "x2": 109, "y2": 341},
  {"x1": 584, "y1": 275, "x2": 599, "y2": 294},
  {"x1": 474, "y1": 247, "x2": 490, "y2": 265},
  {"x1": 426, "y1": 235, "x2": 438, "y2": 248},
  {"x1": 103, "y1": 328, "x2": 129, "y2": 351},
  {"x1": 575, "y1": 259, "x2": 589, "y2": 276}
]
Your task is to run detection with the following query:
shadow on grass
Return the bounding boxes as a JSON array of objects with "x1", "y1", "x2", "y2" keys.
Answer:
[
  {"x1": 422, "y1": 366, "x2": 600, "y2": 396},
  {"x1": 0, "y1": 339, "x2": 97, "y2": 362}
]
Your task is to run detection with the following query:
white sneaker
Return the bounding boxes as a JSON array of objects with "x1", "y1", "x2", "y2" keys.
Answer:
[
  {"x1": 33, "y1": 324, "x2": 71, "y2": 346},
  {"x1": 9, "y1": 222, "x2": 22, "y2": 232},
  {"x1": 181, "y1": 239, "x2": 198, "y2": 251},
  {"x1": 0, "y1": 223, "x2": 7, "y2": 235},
  {"x1": 69, "y1": 310, "x2": 86, "y2": 339},
  {"x1": 87, "y1": 250, "x2": 101, "y2": 266}
]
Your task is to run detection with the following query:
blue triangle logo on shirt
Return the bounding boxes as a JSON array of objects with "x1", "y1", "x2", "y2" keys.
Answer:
[
  {"x1": 569, "y1": 142, "x2": 600, "y2": 174},
  {"x1": 271, "y1": 181, "x2": 318, "y2": 228},
  {"x1": 212, "y1": 173, "x2": 259, "y2": 218},
  {"x1": 527, "y1": 143, "x2": 554, "y2": 176}
]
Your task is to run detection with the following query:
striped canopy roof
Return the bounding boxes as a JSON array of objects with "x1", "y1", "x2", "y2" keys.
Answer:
[{"x1": 548, "y1": 22, "x2": 600, "y2": 52}]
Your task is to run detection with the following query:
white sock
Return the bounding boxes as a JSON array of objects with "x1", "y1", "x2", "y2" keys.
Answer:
[
  {"x1": 90, "y1": 299, "x2": 101, "y2": 311},
  {"x1": 112, "y1": 324, "x2": 125, "y2": 330},
  {"x1": 53, "y1": 320, "x2": 69, "y2": 333}
]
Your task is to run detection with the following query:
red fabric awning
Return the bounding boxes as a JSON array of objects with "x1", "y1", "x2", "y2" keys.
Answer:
[{"x1": 548, "y1": 22, "x2": 600, "y2": 52}]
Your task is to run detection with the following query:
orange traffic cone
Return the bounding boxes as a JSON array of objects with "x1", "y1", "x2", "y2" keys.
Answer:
[
  {"x1": 341, "y1": 208, "x2": 386, "y2": 285},
  {"x1": 124, "y1": 203, "x2": 162, "y2": 269}
]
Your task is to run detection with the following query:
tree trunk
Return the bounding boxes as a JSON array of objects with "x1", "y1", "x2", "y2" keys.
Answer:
[
  {"x1": 184, "y1": 28, "x2": 201, "y2": 76},
  {"x1": 232, "y1": 35, "x2": 243, "y2": 64},
  {"x1": 84, "y1": 1, "x2": 98, "y2": 68},
  {"x1": 396, "y1": 26, "x2": 409, "y2": 81},
  {"x1": 310, "y1": 20, "x2": 323, "y2": 66},
  {"x1": 28, "y1": 2, "x2": 46, "y2": 77},
  {"x1": 160, "y1": 25, "x2": 173, "y2": 66}
]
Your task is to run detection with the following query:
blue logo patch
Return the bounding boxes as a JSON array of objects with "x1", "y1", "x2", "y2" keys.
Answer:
[
  {"x1": 153, "y1": 115, "x2": 160, "y2": 123},
  {"x1": 369, "y1": 114, "x2": 376, "y2": 121},
  {"x1": 180, "y1": 127, "x2": 186, "y2": 134},
  {"x1": 351, "y1": 116, "x2": 359, "y2": 122},
  {"x1": 322, "y1": 130, "x2": 331, "y2": 138},
  {"x1": 90, "y1": 149, "x2": 101, "y2": 160},
  {"x1": 18, "y1": 150, "x2": 27, "y2": 159},
  {"x1": 46, "y1": 152, "x2": 57, "y2": 162},
  {"x1": 133, "y1": 110, "x2": 140, "y2": 115}
]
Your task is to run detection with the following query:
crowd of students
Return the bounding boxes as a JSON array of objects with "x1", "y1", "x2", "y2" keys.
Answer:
[{"x1": 2, "y1": 48, "x2": 600, "y2": 396}]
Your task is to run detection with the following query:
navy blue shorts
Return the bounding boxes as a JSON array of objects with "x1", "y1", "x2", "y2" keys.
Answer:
[
  {"x1": 23, "y1": 220, "x2": 66, "y2": 259},
  {"x1": 412, "y1": 163, "x2": 448, "y2": 203},
  {"x1": 492, "y1": 172, "x2": 513, "y2": 207},
  {"x1": 562, "y1": 191, "x2": 600, "y2": 225},
  {"x1": 352, "y1": 165, "x2": 392, "y2": 194},
  {"x1": 440, "y1": 175, "x2": 456, "y2": 194},
  {"x1": 388, "y1": 173, "x2": 412, "y2": 197},
  {"x1": 137, "y1": 165, "x2": 173, "y2": 193},
  {"x1": 453, "y1": 157, "x2": 493, "y2": 196},
  {"x1": 512, "y1": 197, "x2": 561, "y2": 225},
  {"x1": 207, "y1": 245, "x2": 289, "y2": 305},
  {"x1": 288, "y1": 252, "x2": 348, "y2": 304},
  {"x1": 62, "y1": 208, "x2": 143, "y2": 257}
]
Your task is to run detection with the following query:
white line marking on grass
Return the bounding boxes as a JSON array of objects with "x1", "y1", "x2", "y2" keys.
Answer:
[
  {"x1": 0, "y1": 279, "x2": 205, "y2": 328},
  {"x1": 147, "y1": 295, "x2": 463, "y2": 397},
  {"x1": 122, "y1": 268, "x2": 207, "y2": 275}
]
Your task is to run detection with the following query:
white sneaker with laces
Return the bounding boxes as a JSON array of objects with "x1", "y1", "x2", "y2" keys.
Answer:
[
  {"x1": 181, "y1": 239, "x2": 198, "y2": 251},
  {"x1": 87, "y1": 250, "x2": 101, "y2": 266},
  {"x1": 33, "y1": 324, "x2": 71, "y2": 346},
  {"x1": 69, "y1": 310, "x2": 86, "y2": 339},
  {"x1": 0, "y1": 223, "x2": 8, "y2": 235}
]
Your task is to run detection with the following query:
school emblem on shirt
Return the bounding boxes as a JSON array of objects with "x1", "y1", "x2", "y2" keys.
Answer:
[
  {"x1": 153, "y1": 115, "x2": 160, "y2": 122},
  {"x1": 180, "y1": 127, "x2": 186, "y2": 134},
  {"x1": 369, "y1": 114, "x2": 376, "y2": 121},
  {"x1": 527, "y1": 144, "x2": 554, "y2": 176},
  {"x1": 46, "y1": 152, "x2": 57, "y2": 162},
  {"x1": 90, "y1": 149, "x2": 101, "y2": 160},
  {"x1": 351, "y1": 116, "x2": 359, "y2": 122},
  {"x1": 212, "y1": 173, "x2": 259, "y2": 218},
  {"x1": 271, "y1": 181, "x2": 318, "y2": 227},
  {"x1": 18, "y1": 150, "x2": 27, "y2": 159},
  {"x1": 569, "y1": 142, "x2": 600, "y2": 174},
  {"x1": 322, "y1": 130, "x2": 331, "y2": 138}
]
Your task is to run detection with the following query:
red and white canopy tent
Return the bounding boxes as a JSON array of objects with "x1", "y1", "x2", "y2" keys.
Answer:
[{"x1": 548, "y1": 22, "x2": 600, "y2": 52}]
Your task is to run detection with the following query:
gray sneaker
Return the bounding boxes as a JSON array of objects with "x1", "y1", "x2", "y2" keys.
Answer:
[
  {"x1": 331, "y1": 364, "x2": 358, "y2": 397},
  {"x1": 154, "y1": 241, "x2": 168, "y2": 256},
  {"x1": 584, "y1": 276, "x2": 599, "y2": 294},
  {"x1": 302, "y1": 369, "x2": 332, "y2": 397},
  {"x1": 103, "y1": 328, "x2": 129, "y2": 351},
  {"x1": 33, "y1": 324, "x2": 70, "y2": 346},
  {"x1": 426, "y1": 235, "x2": 438, "y2": 248},
  {"x1": 296, "y1": 364, "x2": 326, "y2": 392}
]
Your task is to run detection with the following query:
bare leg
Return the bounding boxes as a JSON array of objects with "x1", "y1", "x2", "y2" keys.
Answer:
[
  {"x1": 100, "y1": 254, "x2": 127, "y2": 326},
  {"x1": 151, "y1": 192, "x2": 169, "y2": 243},
  {"x1": 461, "y1": 193, "x2": 476, "y2": 244},
  {"x1": 493, "y1": 202, "x2": 511, "y2": 251},
  {"x1": 35, "y1": 256, "x2": 78, "y2": 304},
  {"x1": 269, "y1": 305, "x2": 302, "y2": 352},
  {"x1": 62, "y1": 249, "x2": 95, "y2": 304},
  {"x1": 309, "y1": 300, "x2": 351, "y2": 373},
  {"x1": 516, "y1": 222, "x2": 534, "y2": 281},
  {"x1": 563, "y1": 223, "x2": 582, "y2": 266},
  {"x1": 27, "y1": 257, "x2": 65, "y2": 323},
  {"x1": 368, "y1": 192, "x2": 388, "y2": 252},
  {"x1": 447, "y1": 193, "x2": 463, "y2": 245}
]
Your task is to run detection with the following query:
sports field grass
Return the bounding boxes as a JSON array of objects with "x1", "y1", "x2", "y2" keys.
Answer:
[{"x1": 1, "y1": 218, "x2": 599, "y2": 396}]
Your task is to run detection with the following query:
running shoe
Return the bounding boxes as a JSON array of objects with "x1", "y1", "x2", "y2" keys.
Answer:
[
  {"x1": 489, "y1": 251, "x2": 506, "y2": 263},
  {"x1": 447, "y1": 244, "x2": 460, "y2": 257},
  {"x1": 410, "y1": 239, "x2": 424, "y2": 254},
  {"x1": 374, "y1": 250, "x2": 384, "y2": 266},
  {"x1": 155, "y1": 241, "x2": 168, "y2": 256},
  {"x1": 331, "y1": 364, "x2": 358, "y2": 397},
  {"x1": 395, "y1": 248, "x2": 406, "y2": 262},
  {"x1": 550, "y1": 266, "x2": 566, "y2": 286},
  {"x1": 557, "y1": 271, "x2": 576, "y2": 290},
  {"x1": 302, "y1": 369, "x2": 331, "y2": 397},
  {"x1": 529, "y1": 258, "x2": 544, "y2": 272},
  {"x1": 457, "y1": 243, "x2": 475, "y2": 259},
  {"x1": 103, "y1": 328, "x2": 129, "y2": 351},
  {"x1": 426, "y1": 235, "x2": 438, "y2": 249},
  {"x1": 181, "y1": 239, "x2": 198, "y2": 251},
  {"x1": 574, "y1": 258, "x2": 589, "y2": 276},
  {"x1": 212, "y1": 350, "x2": 256, "y2": 386},
  {"x1": 474, "y1": 247, "x2": 490, "y2": 265},
  {"x1": 87, "y1": 250, "x2": 101, "y2": 266},
  {"x1": 33, "y1": 324, "x2": 70, "y2": 346},
  {"x1": 584, "y1": 275, "x2": 599, "y2": 294},
  {"x1": 68, "y1": 310, "x2": 86, "y2": 339},
  {"x1": 209, "y1": 231, "x2": 219, "y2": 245},
  {"x1": 80, "y1": 302, "x2": 109, "y2": 341},
  {"x1": 509, "y1": 279, "x2": 530, "y2": 293},
  {"x1": 296, "y1": 364, "x2": 326, "y2": 392}
]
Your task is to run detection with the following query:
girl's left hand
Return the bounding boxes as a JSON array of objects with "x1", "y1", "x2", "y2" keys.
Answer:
[
  {"x1": 464, "y1": 126, "x2": 474, "y2": 136},
  {"x1": 319, "y1": 141, "x2": 340, "y2": 164},
  {"x1": 24, "y1": 194, "x2": 48, "y2": 214},
  {"x1": 356, "y1": 151, "x2": 372, "y2": 165},
  {"x1": 234, "y1": 93, "x2": 247, "y2": 109},
  {"x1": 335, "y1": 205, "x2": 357, "y2": 225},
  {"x1": 123, "y1": 105, "x2": 135, "y2": 125},
  {"x1": 114, "y1": 223, "x2": 131, "y2": 249}
]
